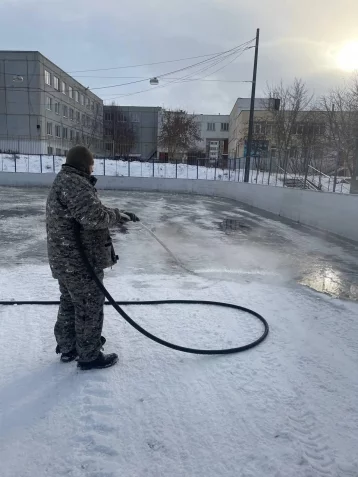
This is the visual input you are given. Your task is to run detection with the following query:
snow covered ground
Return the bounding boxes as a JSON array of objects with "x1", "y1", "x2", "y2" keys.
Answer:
[
  {"x1": 0, "y1": 153, "x2": 351, "y2": 193},
  {"x1": 1, "y1": 188, "x2": 358, "y2": 477}
]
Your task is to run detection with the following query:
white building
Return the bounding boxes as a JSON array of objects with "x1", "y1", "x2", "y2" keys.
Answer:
[
  {"x1": 157, "y1": 111, "x2": 229, "y2": 162},
  {"x1": 193, "y1": 114, "x2": 230, "y2": 162}
]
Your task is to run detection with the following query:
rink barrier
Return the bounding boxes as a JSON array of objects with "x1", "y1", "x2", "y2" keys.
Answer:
[{"x1": 0, "y1": 172, "x2": 358, "y2": 242}]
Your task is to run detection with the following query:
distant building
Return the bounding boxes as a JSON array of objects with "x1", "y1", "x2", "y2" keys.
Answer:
[
  {"x1": 228, "y1": 98, "x2": 267, "y2": 159},
  {"x1": 157, "y1": 111, "x2": 230, "y2": 164},
  {"x1": 192, "y1": 114, "x2": 230, "y2": 164},
  {"x1": 0, "y1": 51, "x2": 104, "y2": 156},
  {"x1": 103, "y1": 105, "x2": 160, "y2": 160}
]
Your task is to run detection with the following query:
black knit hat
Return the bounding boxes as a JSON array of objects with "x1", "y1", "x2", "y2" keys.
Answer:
[{"x1": 66, "y1": 146, "x2": 94, "y2": 174}]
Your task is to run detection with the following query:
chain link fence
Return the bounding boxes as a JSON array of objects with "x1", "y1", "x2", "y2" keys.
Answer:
[{"x1": 0, "y1": 152, "x2": 351, "y2": 194}]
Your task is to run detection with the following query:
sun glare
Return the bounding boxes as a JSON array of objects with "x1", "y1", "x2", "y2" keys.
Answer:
[{"x1": 336, "y1": 41, "x2": 358, "y2": 72}]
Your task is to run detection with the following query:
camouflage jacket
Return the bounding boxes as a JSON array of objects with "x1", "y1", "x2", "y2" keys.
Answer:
[{"x1": 46, "y1": 164, "x2": 119, "y2": 279}]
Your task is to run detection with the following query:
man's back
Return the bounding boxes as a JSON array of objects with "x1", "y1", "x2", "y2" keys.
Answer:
[{"x1": 46, "y1": 164, "x2": 117, "y2": 279}]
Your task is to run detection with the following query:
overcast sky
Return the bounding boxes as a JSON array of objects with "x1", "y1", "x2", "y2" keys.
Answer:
[{"x1": 1, "y1": 0, "x2": 357, "y2": 114}]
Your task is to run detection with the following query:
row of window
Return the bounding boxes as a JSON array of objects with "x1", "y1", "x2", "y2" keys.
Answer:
[
  {"x1": 44, "y1": 69, "x2": 100, "y2": 112},
  {"x1": 46, "y1": 98, "x2": 101, "y2": 130},
  {"x1": 104, "y1": 112, "x2": 140, "y2": 122},
  {"x1": 254, "y1": 122, "x2": 325, "y2": 136},
  {"x1": 207, "y1": 122, "x2": 229, "y2": 132},
  {"x1": 46, "y1": 122, "x2": 101, "y2": 141}
]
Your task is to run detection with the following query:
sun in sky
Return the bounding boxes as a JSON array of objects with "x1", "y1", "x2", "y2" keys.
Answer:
[{"x1": 336, "y1": 41, "x2": 358, "y2": 71}]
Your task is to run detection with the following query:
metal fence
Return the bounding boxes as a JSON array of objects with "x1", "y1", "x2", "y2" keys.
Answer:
[{"x1": 0, "y1": 153, "x2": 351, "y2": 194}]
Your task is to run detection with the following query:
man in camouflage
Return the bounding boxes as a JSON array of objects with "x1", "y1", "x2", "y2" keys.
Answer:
[{"x1": 46, "y1": 146, "x2": 139, "y2": 370}]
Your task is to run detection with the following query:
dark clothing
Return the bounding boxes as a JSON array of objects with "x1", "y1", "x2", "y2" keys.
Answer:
[
  {"x1": 54, "y1": 270, "x2": 105, "y2": 362},
  {"x1": 46, "y1": 164, "x2": 119, "y2": 279},
  {"x1": 46, "y1": 164, "x2": 120, "y2": 361}
]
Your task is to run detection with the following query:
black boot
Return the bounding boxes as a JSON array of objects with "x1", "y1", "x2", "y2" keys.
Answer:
[
  {"x1": 56, "y1": 345, "x2": 78, "y2": 363},
  {"x1": 56, "y1": 336, "x2": 106, "y2": 363},
  {"x1": 78, "y1": 352, "x2": 118, "y2": 370}
]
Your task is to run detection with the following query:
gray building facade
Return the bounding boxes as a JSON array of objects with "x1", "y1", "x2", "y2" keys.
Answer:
[
  {"x1": 103, "y1": 105, "x2": 160, "y2": 160},
  {"x1": 0, "y1": 51, "x2": 104, "y2": 156}
]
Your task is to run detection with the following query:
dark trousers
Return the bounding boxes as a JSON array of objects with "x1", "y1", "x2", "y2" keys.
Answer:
[{"x1": 54, "y1": 271, "x2": 105, "y2": 362}]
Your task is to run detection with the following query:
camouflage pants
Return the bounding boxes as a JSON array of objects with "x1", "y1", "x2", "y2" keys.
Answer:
[{"x1": 54, "y1": 270, "x2": 105, "y2": 362}]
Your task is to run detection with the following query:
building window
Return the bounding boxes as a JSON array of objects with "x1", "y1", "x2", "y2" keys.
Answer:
[
  {"x1": 69, "y1": 108, "x2": 74, "y2": 120},
  {"x1": 105, "y1": 142, "x2": 112, "y2": 151},
  {"x1": 45, "y1": 70, "x2": 51, "y2": 86},
  {"x1": 104, "y1": 112, "x2": 112, "y2": 121},
  {"x1": 55, "y1": 125, "x2": 61, "y2": 137},
  {"x1": 76, "y1": 131, "x2": 80, "y2": 142},
  {"x1": 68, "y1": 86, "x2": 73, "y2": 99},
  {"x1": 74, "y1": 90, "x2": 79, "y2": 102},
  {"x1": 63, "y1": 105, "x2": 68, "y2": 118},
  {"x1": 82, "y1": 114, "x2": 86, "y2": 125},
  {"x1": 70, "y1": 129, "x2": 75, "y2": 140},
  {"x1": 56, "y1": 148, "x2": 61, "y2": 156},
  {"x1": 46, "y1": 96, "x2": 52, "y2": 111},
  {"x1": 91, "y1": 101, "x2": 94, "y2": 111},
  {"x1": 53, "y1": 76, "x2": 59, "y2": 90},
  {"x1": 76, "y1": 111, "x2": 80, "y2": 123},
  {"x1": 55, "y1": 101, "x2": 60, "y2": 115},
  {"x1": 221, "y1": 122, "x2": 229, "y2": 132},
  {"x1": 61, "y1": 81, "x2": 66, "y2": 94},
  {"x1": 207, "y1": 122, "x2": 215, "y2": 131},
  {"x1": 86, "y1": 97, "x2": 90, "y2": 109},
  {"x1": 46, "y1": 122, "x2": 53, "y2": 136},
  {"x1": 47, "y1": 146, "x2": 53, "y2": 155},
  {"x1": 266, "y1": 123, "x2": 274, "y2": 135},
  {"x1": 105, "y1": 127, "x2": 112, "y2": 136},
  {"x1": 62, "y1": 127, "x2": 68, "y2": 139},
  {"x1": 130, "y1": 112, "x2": 139, "y2": 122},
  {"x1": 80, "y1": 94, "x2": 84, "y2": 106}
]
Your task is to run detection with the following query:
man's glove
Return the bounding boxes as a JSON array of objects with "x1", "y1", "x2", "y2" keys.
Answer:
[
  {"x1": 123, "y1": 211, "x2": 140, "y2": 222},
  {"x1": 114, "y1": 209, "x2": 131, "y2": 223}
]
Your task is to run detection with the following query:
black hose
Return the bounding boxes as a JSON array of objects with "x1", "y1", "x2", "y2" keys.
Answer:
[{"x1": 0, "y1": 228, "x2": 269, "y2": 355}]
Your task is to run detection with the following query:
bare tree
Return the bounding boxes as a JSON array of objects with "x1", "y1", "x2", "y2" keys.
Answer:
[
  {"x1": 158, "y1": 109, "x2": 201, "y2": 162},
  {"x1": 112, "y1": 105, "x2": 136, "y2": 157},
  {"x1": 103, "y1": 104, "x2": 137, "y2": 157},
  {"x1": 320, "y1": 76, "x2": 358, "y2": 177},
  {"x1": 265, "y1": 78, "x2": 315, "y2": 175}
]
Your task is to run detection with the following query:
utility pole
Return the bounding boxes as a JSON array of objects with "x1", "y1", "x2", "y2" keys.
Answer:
[{"x1": 244, "y1": 28, "x2": 260, "y2": 182}]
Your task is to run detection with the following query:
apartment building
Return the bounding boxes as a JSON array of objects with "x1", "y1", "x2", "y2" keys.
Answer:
[{"x1": 0, "y1": 51, "x2": 104, "y2": 156}]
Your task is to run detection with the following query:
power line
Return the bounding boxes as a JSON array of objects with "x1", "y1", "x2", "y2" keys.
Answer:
[
  {"x1": 2, "y1": 39, "x2": 254, "y2": 83},
  {"x1": 104, "y1": 46, "x2": 252, "y2": 102},
  {"x1": 66, "y1": 42, "x2": 255, "y2": 73},
  {"x1": 89, "y1": 41, "x2": 253, "y2": 91}
]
